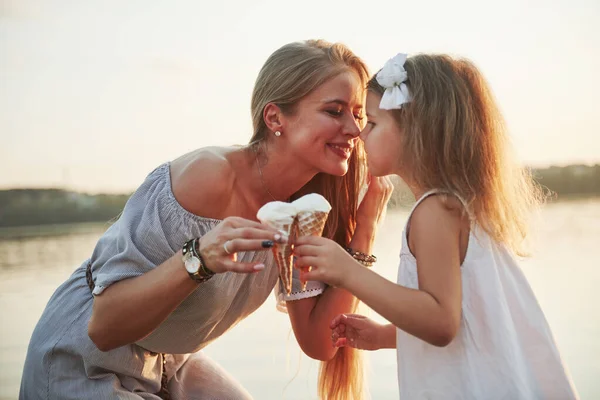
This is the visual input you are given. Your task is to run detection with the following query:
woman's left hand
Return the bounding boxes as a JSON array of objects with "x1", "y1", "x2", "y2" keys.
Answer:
[
  {"x1": 294, "y1": 236, "x2": 359, "y2": 288},
  {"x1": 356, "y1": 175, "x2": 394, "y2": 229}
]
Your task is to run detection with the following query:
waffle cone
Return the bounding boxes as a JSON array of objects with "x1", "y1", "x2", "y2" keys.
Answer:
[
  {"x1": 271, "y1": 219, "x2": 298, "y2": 295},
  {"x1": 296, "y1": 211, "x2": 329, "y2": 237},
  {"x1": 295, "y1": 211, "x2": 330, "y2": 290}
]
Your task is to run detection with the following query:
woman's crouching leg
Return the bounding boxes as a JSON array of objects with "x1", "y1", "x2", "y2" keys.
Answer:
[{"x1": 168, "y1": 352, "x2": 253, "y2": 400}]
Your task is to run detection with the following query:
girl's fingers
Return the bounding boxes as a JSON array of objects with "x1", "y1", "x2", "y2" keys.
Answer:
[
  {"x1": 342, "y1": 315, "x2": 368, "y2": 330},
  {"x1": 345, "y1": 314, "x2": 368, "y2": 321},
  {"x1": 300, "y1": 268, "x2": 320, "y2": 282},
  {"x1": 331, "y1": 330, "x2": 339, "y2": 343},
  {"x1": 294, "y1": 235, "x2": 324, "y2": 246},
  {"x1": 292, "y1": 245, "x2": 321, "y2": 257},
  {"x1": 294, "y1": 256, "x2": 319, "y2": 269},
  {"x1": 332, "y1": 314, "x2": 366, "y2": 328},
  {"x1": 330, "y1": 314, "x2": 345, "y2": 328},
  {"x1": 296, "y1": 266, "x2": 311, "y2": 286},
  {"x1": 334, "y1": 324, "x2": 346, "y2": 336}
]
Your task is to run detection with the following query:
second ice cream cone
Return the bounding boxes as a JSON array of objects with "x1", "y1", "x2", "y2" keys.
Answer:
[
  {"x1": 296, "y1": 211, "x2": 330, "y2": 290},
  {"x1": 256, "y1": 193, "x2": 331, "y2": 295}
]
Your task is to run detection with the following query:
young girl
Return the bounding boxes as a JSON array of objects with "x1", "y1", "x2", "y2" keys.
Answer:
[{"x1": 294, "y1": 53, "x2": 579, "y2": 399}]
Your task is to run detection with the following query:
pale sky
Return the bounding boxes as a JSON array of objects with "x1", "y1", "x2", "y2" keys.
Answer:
[{"x1": 1, "y1": 0, "x2": 599, "y2": 193}]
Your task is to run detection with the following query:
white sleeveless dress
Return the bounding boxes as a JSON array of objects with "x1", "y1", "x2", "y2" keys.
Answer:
[{"x1": 395, "y1": 190, "x2": 578, "y2": 400}]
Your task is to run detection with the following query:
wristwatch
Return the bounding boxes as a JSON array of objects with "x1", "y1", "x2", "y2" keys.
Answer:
[{"x1": 182, "y1": 238, "x2": 215, "y2": 283}]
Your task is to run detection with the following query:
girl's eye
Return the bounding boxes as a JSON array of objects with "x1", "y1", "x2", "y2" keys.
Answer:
[{"x1": 326, "y1": 110, "x2": 343, "y2": 117}]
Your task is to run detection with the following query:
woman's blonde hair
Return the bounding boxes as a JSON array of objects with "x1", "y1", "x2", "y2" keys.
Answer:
[
  {"x1": 250, "y1": 40, "x2": 369, "y2": 399},
  {"x1": 368, "y1": 54, "x2": 543, "y2": 256}
]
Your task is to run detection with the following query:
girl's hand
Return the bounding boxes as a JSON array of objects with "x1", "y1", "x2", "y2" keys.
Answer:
[
  {"x1": 294, "y1": 236, "x2": 359, "y2": 288},
  {"x1": 330, "y1": 314, "x2": 388, "y2": 350},
  {"x1": 199, "y1": 216, "x2": 284, "y2": 274},
  {"x1": 356, "y1": 175, "x2": 394, "y2": 229}
]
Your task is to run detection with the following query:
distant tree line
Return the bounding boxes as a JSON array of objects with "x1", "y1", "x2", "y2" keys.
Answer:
[
  {"x1": 387, "y1": 164, "x2": 600, "y2": 208},
  {"x1": 0, "y1": 189, "x2": 130, "y2": 227},
  {"x1": 0, "y1": 164, "x2": 598, "y2": 227},
  {"x1": 533, "y1": 164, "x2": 600, "y2": 197}
]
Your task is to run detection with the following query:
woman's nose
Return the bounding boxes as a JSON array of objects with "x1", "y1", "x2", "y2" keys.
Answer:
[{"x1": 343, "y1": 116, "x2": 361, "y2": 137}]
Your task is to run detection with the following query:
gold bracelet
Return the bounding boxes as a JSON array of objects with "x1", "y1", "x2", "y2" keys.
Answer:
[{"x1": 345, "y1": 247, "x2": 376, "y2": 267}]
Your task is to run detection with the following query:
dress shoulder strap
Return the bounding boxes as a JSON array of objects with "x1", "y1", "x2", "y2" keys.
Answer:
[
  {"x1": 408, "y1": 189, "x2": 445, "y2": 217},
  {"x1": 406, "y1": 189, "x2": 472, "y2": 230}
]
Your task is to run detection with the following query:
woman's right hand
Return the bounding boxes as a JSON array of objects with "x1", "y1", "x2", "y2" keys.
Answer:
[
  {"x1": 330, "y1": 313, "x2": 392, "y2": 351},
  {"x1": 199, "y1": 216, "x2": 284, "y2": 274},
  {"x1": 89, "y1": 216, "x2": 282, "y2": 351}
]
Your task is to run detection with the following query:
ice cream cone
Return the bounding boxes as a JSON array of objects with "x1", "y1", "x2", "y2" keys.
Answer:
[
  {"x1": 296, "y1": 211, "x2": 329, "y2": 237},
  {"x1": 295, "y1": 211, "x2": 330, "y2": 290},
  {"x1": 271, "y1": 218, "x2": 298, "y2": 295},
  {"x1": 256, "y1": 194, "x2": 331, "y2": 295}
]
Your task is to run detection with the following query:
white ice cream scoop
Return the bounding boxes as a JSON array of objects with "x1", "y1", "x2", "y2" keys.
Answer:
[{"x1": 256, "y1": 193, "x2": 331, "y2": 294}]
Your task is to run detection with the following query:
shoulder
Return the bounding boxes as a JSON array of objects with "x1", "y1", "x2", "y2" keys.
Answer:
[
  {"x1": 409, "y1": 193, "x2": 468, "y2": 251},
  {"x1": 170, "y1": 147, "x2": 237, "y2": 219},
  {"x1": 411, "y1": 193, "x2": 465, "y2": 228}
]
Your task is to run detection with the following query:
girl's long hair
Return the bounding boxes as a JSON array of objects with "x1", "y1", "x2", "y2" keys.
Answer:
[{"x1": 368, "y1": 54, "x2": 544, "y2": 255}]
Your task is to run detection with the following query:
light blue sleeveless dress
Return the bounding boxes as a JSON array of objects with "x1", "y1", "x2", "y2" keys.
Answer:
[{"x1": 19, "y1": 163, "x2": 324, "y2": 399}]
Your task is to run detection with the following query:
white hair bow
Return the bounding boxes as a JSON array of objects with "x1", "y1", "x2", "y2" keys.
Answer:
[{"x1": 376, "y1": 53, "x2": 411, "y2": 110}]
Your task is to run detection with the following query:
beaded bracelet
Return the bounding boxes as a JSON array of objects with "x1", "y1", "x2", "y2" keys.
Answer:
[{"x1": 345, "y1": 247, "x2": 377, "y2": 267}]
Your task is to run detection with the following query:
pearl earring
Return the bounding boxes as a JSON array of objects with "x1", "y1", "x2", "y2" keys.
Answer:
[{"x1": 274, "y1": 131, "x2": 281, "y2": 137}]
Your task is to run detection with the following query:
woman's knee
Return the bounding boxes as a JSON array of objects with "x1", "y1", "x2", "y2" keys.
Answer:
[{"x1": 168, "y1": 352, "x2": 253, "y2": 400}]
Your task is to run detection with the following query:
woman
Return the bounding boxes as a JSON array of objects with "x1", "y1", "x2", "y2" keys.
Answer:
[{"x1": 20, "y1": 39, "x2": 393, "y2": 399}]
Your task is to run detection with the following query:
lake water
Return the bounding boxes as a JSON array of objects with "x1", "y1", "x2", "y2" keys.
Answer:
[{"x1": 1, "y1": 200, "x2": 599, "y2": 399}]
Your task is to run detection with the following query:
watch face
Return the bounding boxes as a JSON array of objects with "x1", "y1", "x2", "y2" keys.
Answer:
[{"x1": 185, "y1": 256, "x2": 201, "y2": 274}]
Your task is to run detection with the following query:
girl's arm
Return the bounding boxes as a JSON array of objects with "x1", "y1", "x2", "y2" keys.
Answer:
[
  {"x1": 347, "y1": 196, "x2": 463, "y2": 346},
  {"x1": 286, "y1": 223, "x2": 375, "y2": 360},
  {"x1": 286, "y1": 176, "x2": 394, "y2": 360},
  {"x1": 378, "y1": 323, "x2": 397, "y2": 349},
  {"x1": 299, "y1": 196, "x2": 464, "y2": 347}
]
